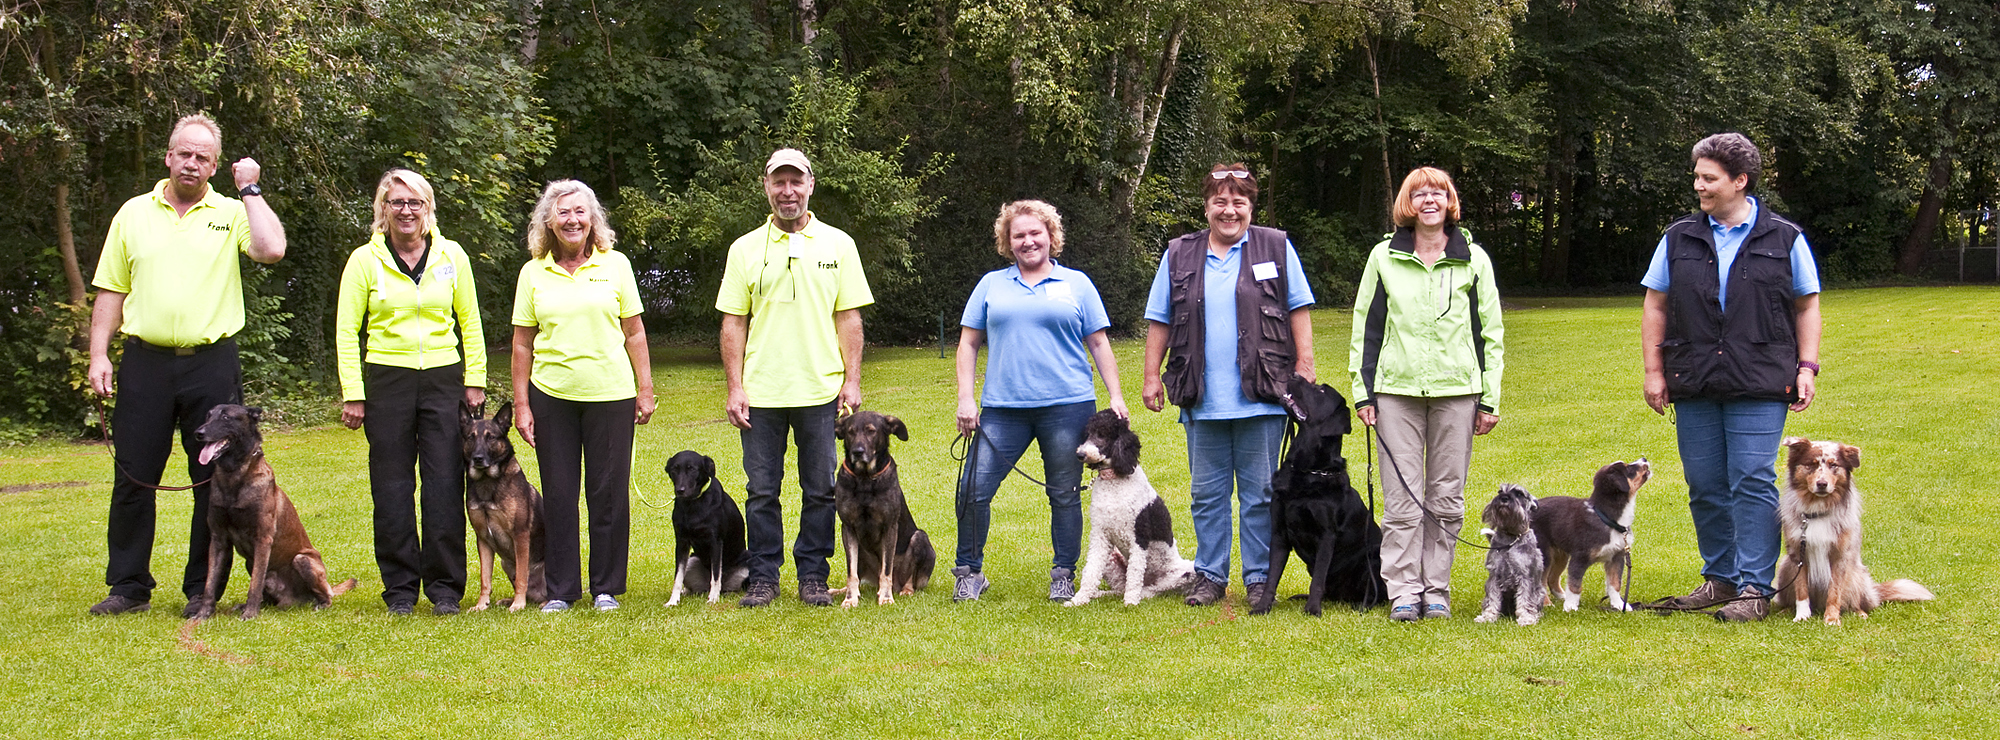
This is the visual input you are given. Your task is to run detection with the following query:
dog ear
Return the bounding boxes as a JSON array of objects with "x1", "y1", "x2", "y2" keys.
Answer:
[
  {"x1": 1839, "y1": 443, "x2": 1860, "y2": 470},
  {"x1": 1111, "y1": 429, "x2": 1141, "y2": 477},
  {"x1": 494, "y1": 400, "x2": 513, "y2": 431},
  {"x1": 834, "y1": 413, "x2": 850, "y2": 440},
  {"x1": 460, "y1": 403, "x2": 477, "y2": 429},
  {"x1": 701, "y1": 454, "x2": 716, "y2": 481},
  {"x1": 1782, "y1": 436, "x2": 1813, "y2": 466},
  {"x1": 886, "y1": 415, "x2": 908, "y2": 441},
  {"x1": 1604, "y1": 462, "x2": 1631, "y2": 494},
  {"x1": 247, "y1": 407, "x2": 263, "y2": 423}
]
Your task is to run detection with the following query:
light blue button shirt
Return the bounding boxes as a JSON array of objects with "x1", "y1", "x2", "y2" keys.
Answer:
[
  {"x1": 1642, "y1": 197, "x2": 1821, "y2": 309},
  {"x1": 1144, "y1": 236, "x2": 1315, "y2": 420}
]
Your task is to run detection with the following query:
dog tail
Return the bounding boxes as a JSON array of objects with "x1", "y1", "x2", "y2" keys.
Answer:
[
  {"x1": 329, "y1": 578, "x2": 358, "y2": 597},
  {"x1": 1876, "y1": 579, "x2": 1933, "y2": 603}
]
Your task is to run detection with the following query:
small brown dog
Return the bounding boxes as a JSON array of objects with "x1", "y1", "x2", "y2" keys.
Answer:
[
  {"x1": 1530, "y1": 459, "x2": 1651, "y2": 613},
  {"x1": 187, "y1": 405, "x2": 356, "y2": 620},
  {"x1": 1776, "y1": 437, "x2": 1933, "y2": 625},
  {"x1": 462, "y1": 401, "x2": 547, "y2": 612}
]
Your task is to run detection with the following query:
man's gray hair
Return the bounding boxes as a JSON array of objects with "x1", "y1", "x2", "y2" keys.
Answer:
[
  {"x1": 1692, "y1": 133, "x2": 1761, "y2": 191},
  {"x1": 168, "y1": 113, "x2": 224, "y2": 156}
]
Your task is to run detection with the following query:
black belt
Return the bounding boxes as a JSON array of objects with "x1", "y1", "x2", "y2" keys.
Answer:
[{"x1": 126, "y1": 336, "x2": 234, "y2": 357}]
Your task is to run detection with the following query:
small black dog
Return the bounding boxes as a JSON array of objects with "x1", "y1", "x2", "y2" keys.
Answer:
[
  {"x1": 831, "y1": 410, "x2": 936, "y2": 607},
  {"x1": 1475, "y1": 484, "x2": 1545, "y2": 625},
  {"x1": 1532, "y1": 459, "x2": 1651, "y2": 612},
  {"x1": 663, "y1": 450, "x2": 748, "y2": 606},
  {"x1": 1251, "y1": 375, "x2": 1385, "y2": 616}
]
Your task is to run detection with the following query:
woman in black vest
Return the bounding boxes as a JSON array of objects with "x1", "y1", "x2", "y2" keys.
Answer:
[
  {"x1": 1640, "y1": 133, "x2": 1822, "y2": 622},
  {"x1": 1139, "y1": 163, "x2": 1317, "y2": 608}
]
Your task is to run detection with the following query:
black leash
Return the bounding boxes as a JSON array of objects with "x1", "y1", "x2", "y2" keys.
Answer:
[
  {"x1": 950, "y1": 428, "x2": 1087, "y2": 521},
  {"x1": 91, "y1": 395, "x2": 210, "y2": 492},
  {"x1": 1364, "y1": 424, "x2": 1491, "y2": 551}
]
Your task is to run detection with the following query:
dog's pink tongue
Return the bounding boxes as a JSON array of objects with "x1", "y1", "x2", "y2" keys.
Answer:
[{"x1": 197, "y1": 440, "x2": 229, "y2": 465}]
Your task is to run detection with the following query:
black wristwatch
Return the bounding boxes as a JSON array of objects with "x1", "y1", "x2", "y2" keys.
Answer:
[{"x1": 239, "y1": 183, "x2": 263, "y2": 197}]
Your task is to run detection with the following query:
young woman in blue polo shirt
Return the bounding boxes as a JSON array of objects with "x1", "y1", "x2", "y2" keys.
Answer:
[{"x1": 952, "y1": 200, "x2": 1126, "y2": 602}]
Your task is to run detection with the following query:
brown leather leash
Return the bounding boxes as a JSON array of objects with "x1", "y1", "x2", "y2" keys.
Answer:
[{"x1": 91, "y1": 394, "x2": 210, "y2": 492}]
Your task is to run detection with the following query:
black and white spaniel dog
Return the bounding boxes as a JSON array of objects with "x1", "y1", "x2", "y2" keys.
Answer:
[{"x1": 1066, "y1": 410, "x2": 1197, "y2": 607}]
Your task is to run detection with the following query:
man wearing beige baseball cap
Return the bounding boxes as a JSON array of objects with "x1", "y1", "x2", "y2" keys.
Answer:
[{"x1": 714, "y1": 148, "x2": 875, "y2": 607}]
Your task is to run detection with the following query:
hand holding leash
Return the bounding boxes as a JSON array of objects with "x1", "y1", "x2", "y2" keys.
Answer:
[
  {"x1": 89, "y1": 355, "x2": 115, "y2": 397},
  {"x1": 955, "y1": 398, "x2": 980, "y2": 436}
]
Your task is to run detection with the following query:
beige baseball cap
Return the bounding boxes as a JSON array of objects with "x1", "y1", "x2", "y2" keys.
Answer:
[{"x1": 765, "y1": 148, "x2": 813, "y2": 176}]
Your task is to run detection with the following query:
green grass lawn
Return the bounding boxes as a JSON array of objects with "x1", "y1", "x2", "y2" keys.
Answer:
[{"x1": 4, "y1": 286, "x2": 1997, "y2": 738}]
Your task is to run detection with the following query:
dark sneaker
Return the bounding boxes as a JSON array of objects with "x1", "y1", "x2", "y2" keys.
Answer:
[
  {"x1": 1716, "y1": 585, "x2": 1769, "y2": 622},
  {"x1": 1183, "y1": 577, "x2": 1225, "y2": 606},
  {"x1": 432, "y1": 601, "x2": 461, "y2": 616},
  {"x1": 739, "y1": 581, "x2": 778, "y2": 608},
  {"x1": 1245, "y1": 581, "x2": 1272, "y2": 610},
  {"x1": 387, "y1": 600, "x2": 416, "y2": 615},
  {"x1": 1047, "y1": 567, "x2": 1076, "y2": 602},
  {"x1": 1424, "y1": 603, "x2": 1452, "y2": 620},
  {"x1": 952, "y1": 567, "x2": 990, "y2": 602},
  {"x1": 799, "y1": 581, "x2": 833, "y2": 607},
  {"x1": 1663, "y1": 578, "x2": 1738, "y2": 610},
  {"x1": 88, "y1": 595, "x2": 150, "y2": 616},
  {"x1": 1390, "y1": 603, "x2": 1420, "y2": 622}
]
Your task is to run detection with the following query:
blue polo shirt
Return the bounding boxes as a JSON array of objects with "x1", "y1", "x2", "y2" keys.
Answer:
[
  {"x1": 961, "y1": 260, "x2": 1111, "y2": 408},
  {"x1": 1642, "y1": 197, "x2": 1821, "y2": 310},
  {"x1": 1144, "y1": 236, "x2": 1315, "y2": 420}
]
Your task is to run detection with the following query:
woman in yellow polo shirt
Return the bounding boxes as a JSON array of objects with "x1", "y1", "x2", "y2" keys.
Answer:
[
  {"x1": 510, "y1": 179, "x2": 655, "y2": 613},
  {"x1": 335, "y1": 168, "x2": 486, "y2": 616}
]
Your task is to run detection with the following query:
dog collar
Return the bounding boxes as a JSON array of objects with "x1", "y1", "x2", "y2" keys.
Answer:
[
  {"x1": 840, "y1": 458, "x2": 894, "y2": 481},
  {"x1": 1588, "y1": 503, "x2": 1630, "y2": 534},
  {"x1": 1801, "y1": 511, "x2": 1825, "y2": 520}
]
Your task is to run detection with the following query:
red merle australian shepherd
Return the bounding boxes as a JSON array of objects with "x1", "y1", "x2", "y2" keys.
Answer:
[{"x1": 1776, "y1": 437, "x2": 1933, "y2": 625}]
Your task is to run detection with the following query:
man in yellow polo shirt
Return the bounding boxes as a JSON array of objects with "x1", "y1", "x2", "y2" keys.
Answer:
[
  {"x1": 85, "y1": 114, "x2": 288, "y2": 617},
  {"x1": 717, "y1": 148, "x2": 873, "y2": 607}
]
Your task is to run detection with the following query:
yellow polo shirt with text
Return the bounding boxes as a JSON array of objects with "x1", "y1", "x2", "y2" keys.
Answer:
[
  {"x1": 715, "y1": 214, "x2": 873, "y2": 408},
  {"x1": 512, "y1": 249, "x2": 644, "y2": 402},
  {"x1": 91, "y1": 180, "x2": 253, "y2": 347}
]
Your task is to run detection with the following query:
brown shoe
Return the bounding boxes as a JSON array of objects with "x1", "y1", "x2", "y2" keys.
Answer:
[
  {"x1": 1183, "y1": 577, "x2": 1225, "y2": 606},
  {"x1": 1716, "y1": 585, "x2": 1769, "y2": 622},
  {"x1": 1664, "y1": 578, "x2": 1737, "y2": 609}
]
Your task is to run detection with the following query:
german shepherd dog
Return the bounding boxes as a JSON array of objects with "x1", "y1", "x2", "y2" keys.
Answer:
[
  {"x1": 663, "y1": 450, "x2": 748, "y2": 606},
  {"x1": 461, "y1": 401, "x2": 546, "y2": 612},
  {"x1": 831, "y1": 410, "x2": 936, "y2": 607},
  {"x1": 1531, "y1": 459, "x2": 1651, "y2": 612},
  {"x1": 1253, "y1": 375, "x2": 1385, "y2": 616},
  {"x1": 1776, "y1": 437, "x2": 1933, "y2": 625},
  {"x1": 186, "y1": 405, "x2": 356, "y2": 620}
]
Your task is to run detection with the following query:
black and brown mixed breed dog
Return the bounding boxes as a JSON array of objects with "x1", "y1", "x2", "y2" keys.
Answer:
[
  {"x1": 1531, "y1": 459, "x2": 1651, "y2": 613},
  {"x1": 663, "y1": 450, "x2": 748, "y2": 606},
  {"x1": 187, "y1": 404, "x2": 356, "y2": 620},
  {"x1": 462, "y1": 401, "x2": 547, "y2": 612},
  {"x1": 1252, "y1": 375, "x2": 1385, "y2": 617},
  {"x1": 831, "y1": 410, "x2": 935, "y2": 607}
]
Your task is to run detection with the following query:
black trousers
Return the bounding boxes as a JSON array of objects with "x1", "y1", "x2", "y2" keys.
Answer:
[
  {"x1": 363, "y1": 363, "x2": 469, "y2": 607},
  {"x1": 105, "y1": 337, "x2": 239, "y2": 603},
  {"x1": 527, "y1": 385, "x2": 633, "y2": 602}
]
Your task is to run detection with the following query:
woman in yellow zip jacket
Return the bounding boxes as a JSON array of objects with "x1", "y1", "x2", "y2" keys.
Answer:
[{"x1": 335, "y1": 168, "x2": 487, "y2": 616}]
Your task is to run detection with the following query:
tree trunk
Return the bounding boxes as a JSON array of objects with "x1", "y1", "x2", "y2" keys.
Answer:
[
  {"x1": 1898, "y1": 151, "x2": 1954, "y2": 276},
  {"x1": 1366, "y1": 36, "x2": 1392, "y2": 229},
  {"x1": 1104, "y1": 14, "x2": 1186, "y2": 237},
  {"x1": 1539, "y1": 138, "x2": 1573, "y2": 285},
  {"x1": 517, "y1": 0, "x2": 541, "y2": 64},
  {"x1": 798, "y1": 0, "x2": 818, "y2": 45}
]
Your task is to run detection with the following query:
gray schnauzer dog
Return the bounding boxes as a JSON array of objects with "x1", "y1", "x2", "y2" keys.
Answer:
[{"x1": 1475, "y1": 484, "x2": 1546, "y2": 625}]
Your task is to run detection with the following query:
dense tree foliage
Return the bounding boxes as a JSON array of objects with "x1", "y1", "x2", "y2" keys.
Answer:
[{"x1": 2, "y1": 0, "x2": 1992, "y2": 431}]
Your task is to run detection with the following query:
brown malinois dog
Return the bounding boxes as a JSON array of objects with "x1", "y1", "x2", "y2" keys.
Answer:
[
  {"x1": 461, "y1": 401, "x2": 546, "y2": 612},
  {"x1": 187, "y1": 405, "x2": 356, "y2": 620}
]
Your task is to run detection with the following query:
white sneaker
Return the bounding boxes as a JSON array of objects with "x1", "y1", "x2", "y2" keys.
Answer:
[
  {"x1": 541, "y1": 600, "x2": 570, "y2": 613},
  {"x1": 593, "y1": 594, "x2": 620, "y2": 612}
]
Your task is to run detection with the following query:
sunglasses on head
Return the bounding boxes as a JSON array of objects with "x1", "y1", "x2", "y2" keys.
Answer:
[{"x1": 1210, "y1": 170, "x2": 1251, "y2": 180}]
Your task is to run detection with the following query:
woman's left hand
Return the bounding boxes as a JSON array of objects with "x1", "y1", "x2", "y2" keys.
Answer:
[
  {"x1": 1473, "y1": 411, "x2": 1500, "y2": 436},
  {"x1": 635, "y1": 394, "x2": 656, "y2": 425}
]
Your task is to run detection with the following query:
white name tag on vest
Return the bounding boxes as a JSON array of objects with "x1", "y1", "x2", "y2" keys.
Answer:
[
  {"x1": 1251, "y1": 261, "x2": 1279, "y2": 281},
  {"x1": 435, "y1": 263, "x2": 455, "y2": 280}
]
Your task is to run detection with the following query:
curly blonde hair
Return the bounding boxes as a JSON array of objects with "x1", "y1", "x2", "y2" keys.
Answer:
[
  {"x1": 992, "y1": 200, "x2": 1065, "y2": 260},
  {"x1": 527, "y1": 179, "x2": 617, "y2": 259}
]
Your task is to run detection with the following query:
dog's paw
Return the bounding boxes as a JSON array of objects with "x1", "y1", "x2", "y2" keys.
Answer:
[
  {"x1": 1517, "y1": 615, "x2": 1539, "y2": 626},
  {"x1": 841, "y1": 595, "x2": 860, "y2": 608},
  {"x1": 1474, "y1": 611, "x2": 1498, "y2": 623},
  {"x1": 878, "y1": 594, "x2": 896, "y2": 606},
  {"x1": 468, "y1": 601, "x2": 490, "y2": 613},
  {"x1": 1824, "y1": 614, "x2": 1843, "y2": 626},
  {"x1": 506, "y1": 601, "x2": 526, "y2": 613}
]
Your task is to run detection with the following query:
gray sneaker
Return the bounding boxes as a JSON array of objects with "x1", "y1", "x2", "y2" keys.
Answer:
[
  {"x1": 952, "y1": 566, "x2": 990, "y2": 602},
  {"x1": 1716, "y1": 585, "x2": 1769, "y2": 622},
  {"x1": 799, "y1": 581, "x2": 833, "y2": 607},
  {"x1": 739, "y1": 581, "x2": 778, "y2": 608},
  {"x1": 1047, "y1": 567, "x2": 1076, "y2": 602},
  {"x1": 1245, "y1": 581, "x2": 1272, "y2": 611},
  {"x1": 593, "y1": 594, "x2": 620, "y2": 612},
  {"x1": 540, "y1": 600, "x2": 571, "y2": 613},
  {"x1": 1423, "y1": 603, "x2": 1451, "y2": 620},
  {"x1": 1183, "y1": 577, "x2": 1225, "y2": 606}
]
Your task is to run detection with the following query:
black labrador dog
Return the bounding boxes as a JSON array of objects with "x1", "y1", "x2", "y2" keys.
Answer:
[
  {"x1": 831, "y1": 410, "x2": 935, "y2": 607},
  {"x1": 662, "y1": 450, "x2": 748, "y2": 606},
  {"x1": 1250, "y1": 375, "x2": 1386, "y2": 616}
]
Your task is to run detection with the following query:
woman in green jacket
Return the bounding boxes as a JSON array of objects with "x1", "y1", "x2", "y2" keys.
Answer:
[
  {"x1": 1349, "y1": 166, "x2": 1504, "y2": 622},
  {"x1": 335, "y1": 168, "x2": 487, "y2": 616}
]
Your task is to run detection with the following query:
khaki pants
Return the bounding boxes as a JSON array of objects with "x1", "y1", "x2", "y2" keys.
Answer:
[{"x1": 1372, "y1": 393, "x2": 1478, "y2": 607}]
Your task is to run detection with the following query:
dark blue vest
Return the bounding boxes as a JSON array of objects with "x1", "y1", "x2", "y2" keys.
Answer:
[{"x1": 1659, "y1": 206, "x2": 1804, "y2": 402}]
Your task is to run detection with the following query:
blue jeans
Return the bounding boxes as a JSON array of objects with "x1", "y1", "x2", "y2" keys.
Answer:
[
  {"x1": 954, "y1": 401, "x2": 1093, "y2": 573},
  {"x1": 741, "y1": 401, "x2": 839, "y2": 586},
  {"x1": 1183, "y1": 414, "x2": 1285, "y2": 586},
  {"x1": 1673, "y1": 398, "x2": 1789, "y2": 594}
]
